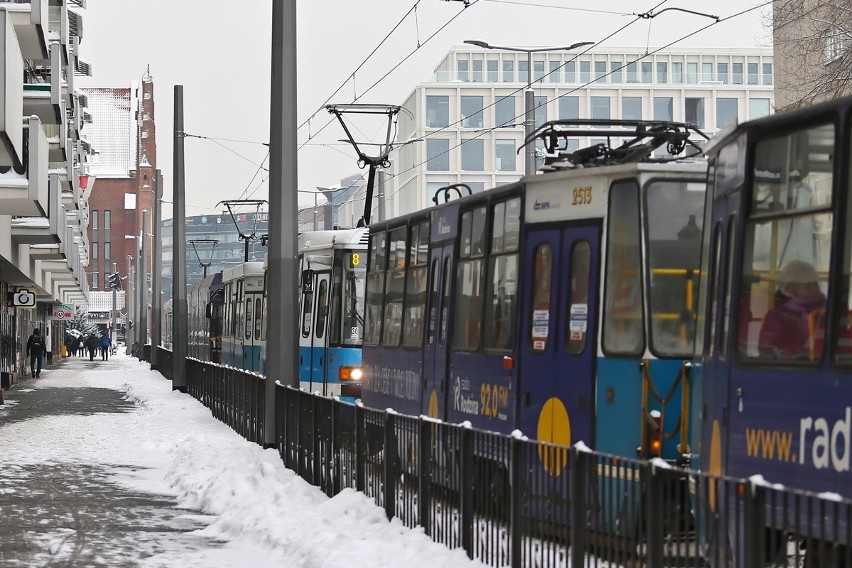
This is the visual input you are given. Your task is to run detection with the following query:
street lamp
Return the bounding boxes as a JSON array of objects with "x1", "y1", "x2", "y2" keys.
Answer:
[{"x1": 464, "y1": 40, "x2": 594, "y2": 176}]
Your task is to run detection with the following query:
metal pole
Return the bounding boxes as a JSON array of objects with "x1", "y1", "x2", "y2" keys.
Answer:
[
  {"x1": 126, "y1": 255, "x2": 134, "y2": 355},
  {"x1": 377, "y1": 169, "x2": 386, "y2": 222},
  {"x1": 266, "y1": 0, "x2": 299, "y2": 446},
  {"x1": 525, "y1": 51, "x2": 536, "y2": 177},
  {"x1": 313, "y1": 192, "x2": 317, "y2": 231},
  {"x1": 151, "y1": 170, "x2": 162, "y2": 369},
  {"x1": 140, "y1": 209, "x2": 149, "y2": 353},
  {"x1": 136, "y1": 237, "x2": 143, "y2": 358},
  {"x1": 172, "y1": 85, "x2": 188, "y2": 391}
]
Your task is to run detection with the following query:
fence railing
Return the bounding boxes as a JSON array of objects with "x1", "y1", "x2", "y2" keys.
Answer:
[{"x1": 154, "y1": 355, "x2": 852, "y2": 567}]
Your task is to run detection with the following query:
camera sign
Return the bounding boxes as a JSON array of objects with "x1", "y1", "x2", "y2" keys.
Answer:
[{"x1": 13, "y1": 288, "x2": 36, "y2": 308}]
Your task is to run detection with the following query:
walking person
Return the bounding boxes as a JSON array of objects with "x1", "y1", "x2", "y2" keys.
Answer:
[
  {"x1": 86, "y1": 333, "x2": 99, "y2": 361},
  {"x1": 25, "y1": 328, "x2": 45, "y2": 378},
  {"x1": 100, "y1": 333, "x2": 111, "y2": 361}
]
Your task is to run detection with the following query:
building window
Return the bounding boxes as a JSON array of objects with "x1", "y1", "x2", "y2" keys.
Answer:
[
  {"x1": 580, "y1": 61, "x2": 591, "y2": 83},
  {"x1": 458, "y1": 58, "x2": 469, "y2": 81},
  {"x1": 472, "y1": 59, "x2": 483, "y2": 82},
  {"x1": 626, "y1": 62, "x2": 638, "y2": 83},
  {"x1": 92, "y1": 210, "x2": 99, "y2": 230},
  {"x1": 762, "y1": 62, "x2": 773, "y2": 84},
  {"x1": 519, "y1": 60, "x2": 529, "y2": 82},
  {"x1": 559, "y1": 96, "x2": 580, "y2": 120},
  {"x1": 468, "y1": 182, "x2": 485, "y2": 193},
  {"x1": 687, "y1": 62, "x2": 698, "y2": 84},
  {"x1": 747, "y1": 62, "x2": 759, "y2": 84},
  {"x1": 104, "y1": 242, "x2": 111, "y2": 269},
  {"x1": 549, "y1": 61, "x2": 561, "y2": 83},
  {"x1": 461, "y1": 139, "x2": 484, "y2": 171},
  {"x1": 641, "y1": 62, "x2": 652, "y2": 83},
  {"x1": 717, "y1": 62, "x2": 729, "y2": 83},
  {"x1": 502, "y1": 60, "x2": 514, "y2": 82},
  {"x1": 487, "y1": 60, "x2": 498, "y2": 82},
  {"x1": 461, "y1": 96, "x2": 484, "y2": 128},
  {"x1": 702, "y1": 62, "x2": 713, "y2": 82},
  {"x1": 610, "y1": 60, "x2": 623, "y2": 83},
  {"x1": 749, "y1": 98, "x2": 771, "y2": 119},
  {"x1": 426, "y1": 95, "x2": 449, "y2": 128},
  {"x1": 533, "y1": 60, "x2": 545, "y2": 82},
  {"x1": 672, "y1": 62, "x2": 683, "y2": 83},
  {"x1": 564, "y1": 61, "x2": 576, "y2": 83},
  {"x1": 654, "y1": 97, "x2": 673, "y2": 121},
  {"x1": 594, "y1": 61, "x2": 607, "y2": 83},
  {"x1": 716, "y1": 98, "x2": 738, "y2": 129},
  {"x1": 495, "y1": 96, "x2": 515, "y2": 127},
  {"x1": 622, "y1": 97, "x2": 642, "y2": 120},
  {"x1": 591, "y1": 96, "x2": 610, "y2": 120},
  {"x1": 685, "y1": 98, "x2": 705, "y2": 129},
  {"x1": 732, "y1": 62, "x2": 744, "y2": 84},
  {"x1": 93, "y1": 272, "x2": 99, "y2": 290},
  {"x1": 534, "y1": 96, "x2": 548, "y2": 128},
  {"x1": 495, "y1": 139, "x2": 516, "y2": 171},
  {"x1": 426, "y1": 139, "x2": 450, "y2": 171},
  {"x1": 656, "y1": 62, "x2": 668, "y2": 83}
]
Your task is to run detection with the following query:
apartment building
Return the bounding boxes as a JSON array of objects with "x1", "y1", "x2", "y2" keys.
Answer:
[{"x1": 0, "y1": 0, "x2": 92, "y2": 375}]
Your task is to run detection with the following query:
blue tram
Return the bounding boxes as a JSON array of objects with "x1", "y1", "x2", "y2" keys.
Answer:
[
  {"x1": 186, "y1": 272, "x2": 224, "y2": 362},
  {"x1": 362, "y1": 120, "x2": 708, "y2": 464},
  {"x1": 287, "y1": 228, "x2": 367, "y2": 398},
  {"x1": 696, "y1": 96, "x2": 852, "y2": 560},
  {"x1": 221, "y1": 261, "x2": 265, "y2": 372}
]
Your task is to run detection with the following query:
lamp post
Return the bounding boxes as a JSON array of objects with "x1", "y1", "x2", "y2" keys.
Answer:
[{"x1": 464, "y1": 40, "x2": 593, "y2": 177}]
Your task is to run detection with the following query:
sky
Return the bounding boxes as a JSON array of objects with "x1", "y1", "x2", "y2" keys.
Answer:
[
  {"x1": 76, "y1": 0, "x2": 773, "y2": 220},
  {"x1": 0, "y1": 353, "x2": 487, "y2": 567}
]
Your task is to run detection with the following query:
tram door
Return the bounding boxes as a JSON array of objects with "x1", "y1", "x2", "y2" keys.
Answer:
[
  {"x1": 519, "y1": 224, "x2": 599, "y2": 449},
  {"x1": 304, "y1": 272, "x2": 331, "y2": 394},
  {"x1": 422, "y1": 244, "x2": 453, "y2": 419}
]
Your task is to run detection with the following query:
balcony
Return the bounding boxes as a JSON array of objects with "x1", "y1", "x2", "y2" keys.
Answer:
[
  {"x1": 0, "y1": 116, "x2": 48, "y2": 217},
  {"x1": 0, "y1": 11, "x2": 24, "y2": 168},
  {"x1": 1, "y1": 0, "x2": 48, "y2": 59},
  {"x1": 22, "y1": 41, "x2": 61, "y2": 124}
]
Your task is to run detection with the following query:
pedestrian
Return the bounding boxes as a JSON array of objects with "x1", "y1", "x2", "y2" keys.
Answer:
[
  {"x1": 100, "y1": 333, "x2": 111, "y2": 361},
  {"x1": 76, "y1": 336, "x2": 84, "y2": 357},
  {"x1": 86, "y1": 333, "x2": 99, "y2": 361},
  {"x1": 25, "y1": 328, "x2": 45, "y2": 378}
]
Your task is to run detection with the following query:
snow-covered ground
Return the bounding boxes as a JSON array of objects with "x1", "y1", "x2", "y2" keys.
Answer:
[{"x1": 0, "y1": 352, "x2": 486, "y2": 567}]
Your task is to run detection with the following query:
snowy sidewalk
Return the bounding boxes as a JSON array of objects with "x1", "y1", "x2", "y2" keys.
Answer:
[{"x1": 0, "y1": 353, "x2": 484, "y2": 567}]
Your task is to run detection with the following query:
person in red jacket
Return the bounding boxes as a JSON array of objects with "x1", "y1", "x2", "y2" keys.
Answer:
[{"x1": 758, "y1": 260, "x2": 826, "y2": 361}]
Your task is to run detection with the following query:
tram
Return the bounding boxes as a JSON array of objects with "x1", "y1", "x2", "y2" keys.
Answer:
[{"x1": 221, "y1": 261, "x2": 265, "y2": 372}]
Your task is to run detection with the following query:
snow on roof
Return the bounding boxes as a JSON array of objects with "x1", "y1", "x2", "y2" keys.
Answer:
[{"x1": 80, "y1": 88, "x2": 137, "y2": 179}]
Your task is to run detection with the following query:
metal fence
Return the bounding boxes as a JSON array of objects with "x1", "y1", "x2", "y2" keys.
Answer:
[{"x1": 155, "y1": 355, "x2": 852, "y2": 567}]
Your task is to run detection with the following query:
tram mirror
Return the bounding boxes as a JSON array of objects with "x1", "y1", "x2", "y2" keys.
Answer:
[{"x1": 301, "y1": 269, "x2": 314, "y2": 293}]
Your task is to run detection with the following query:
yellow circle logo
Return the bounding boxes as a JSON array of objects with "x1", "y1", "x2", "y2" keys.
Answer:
[
  {"x1": 537, "y1": 397, "x2": 571, "y2": 476},
  {"x1": 428, "y1": 390, "x2": 439, "y2": 419},
  {"x1": 709, "y1": 419, "x2": 722, "y2": 513}
]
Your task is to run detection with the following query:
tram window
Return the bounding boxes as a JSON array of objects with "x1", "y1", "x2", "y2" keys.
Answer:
[
  {"x1": 315, "y1": 280, "x2": 328, "y2": 339},
  {"x1": 382, "y1": 226, "x2": 408, "y2": 346},
  {"x1": 245, "y1": 298, "x2": 252, "y2": 340},
  {"x1": 427, "y1": 258, "x2": 439, "y2": 346},
  {"x1": 645, "y1": 180, "x2": 705, "y2": 357},
  {"x1": 504, "y1": 198, "x2": 521, "y2": 251},
  {"x1": 301, "y1": 286, "x2": 314, "y2": 338},
  {"x1": 527, "y1": 244, "x2": 552, "y2": 353},
  {"x1": 342, "y1": 257, "x2": 366, "y2": 346},
  {"x1": 567, "y1": 241, "x2": 591, "y2": 355},
  {"x1": 403, "y1": 222, "x2": 429, "y2": 347},
  {"x1": 254, "y1": 297, "x2": 262, "y2": 340},
  {"x1": 738, "y1": 123, "x2": 835, "y2": 363},
  {"x1": 452, "y1": 259, "x2": 485, "y2": 351},
  {"x1": 485, "y1": 253, "x2": 518, "y2": 351},
  {"x1": 440, "y1": 257, "x2": 451, "y2": 344},
  {"x1": 603, "y1": 179, "x2": 644, "y2": 355},
  {"x1": 364, "y1": 232, "x2": 387, "y2": 346}
]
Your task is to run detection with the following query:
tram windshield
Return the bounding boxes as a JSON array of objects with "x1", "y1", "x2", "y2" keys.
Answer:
[{"x1": 645, "y1": 180, "x2": 706, "y2": 357}]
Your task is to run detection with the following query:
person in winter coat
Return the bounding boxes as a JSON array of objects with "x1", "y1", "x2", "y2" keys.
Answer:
[
  {"x1": 100, "y1": 334, "x2": 111, "y2": 361},
  {"x1": 26, "y1": 328, "x2": 45, "y2": 378},
  {"x1": 758, "y1": 260, "x2": 826, "y2": 361},
  {"x1": 86, "y1": 333, "x2": 99, "y2": 361}
]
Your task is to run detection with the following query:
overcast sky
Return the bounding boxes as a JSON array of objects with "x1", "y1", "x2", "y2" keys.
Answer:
[{"x1": 77, "y1": 0, "x2": 772, "y2": 219}]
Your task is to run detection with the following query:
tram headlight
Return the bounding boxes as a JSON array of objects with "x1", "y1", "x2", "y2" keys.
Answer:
[{"x1": 340, "y1": 366, "x2": 363, "y2": 381}]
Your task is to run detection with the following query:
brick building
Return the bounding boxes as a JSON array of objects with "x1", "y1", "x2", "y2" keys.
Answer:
[{"x1": 81, "y1": 75, "x2": 157, "y2": 298}]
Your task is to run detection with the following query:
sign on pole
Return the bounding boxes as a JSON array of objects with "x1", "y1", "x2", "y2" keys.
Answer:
[{"x1": 51, "y1": 303, "x2": 73, "y2": 320}]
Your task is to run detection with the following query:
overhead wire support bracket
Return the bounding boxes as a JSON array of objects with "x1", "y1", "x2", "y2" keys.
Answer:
[
  {"x1": 189, "y1": 238, "x2": 220, "y2": 278},
  {"x1": 216, "y1": 199, "x2": 268, "y2": 262},
  {"x1": 326, "y1": 103, "x2": 403, "y2": 227}
]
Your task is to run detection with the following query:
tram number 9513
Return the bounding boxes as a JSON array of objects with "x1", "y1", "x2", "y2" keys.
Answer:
[
  {"x1": 481, "y1": 383, "x2": 510, "y2": 419},
  {"x1": 572, "y1": 185, "x2": 592, "y2": 206}
]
